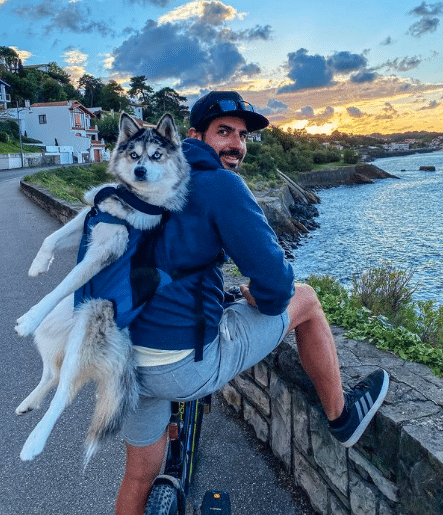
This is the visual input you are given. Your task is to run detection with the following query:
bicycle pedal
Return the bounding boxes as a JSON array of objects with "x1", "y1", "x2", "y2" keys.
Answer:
[{"x1": 200, "y1": 490, "x2": 231, "y2": 515}]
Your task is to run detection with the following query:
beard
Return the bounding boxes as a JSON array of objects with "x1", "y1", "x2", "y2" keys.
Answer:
[{"x1": 218, "y1": 149, "x2": 245, "y2": 170}]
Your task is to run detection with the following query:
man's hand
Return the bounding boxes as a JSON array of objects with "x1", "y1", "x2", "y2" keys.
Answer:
[{"x1": 240, "y1": 285, "x2": 257, "y2": 307}]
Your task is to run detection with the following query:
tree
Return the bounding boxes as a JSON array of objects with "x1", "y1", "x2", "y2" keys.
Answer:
[
  {"x1": 152, "y1": 87, "x2": 188, "y2": 121},
  {"x1": 0, "y1": 46, "x2": 21, "y2": 74},
  {"x1": 47, "y1": 62, "x2": 71, "y2": 85},
  {"x1": 96, "y1": 113, "x2": 120, "y2": 145},
  {"x1": 40, "y1": 78, "x2": 67, "y2": 102},
  {"x1": 78, "y1": 74, "x2": 104, "y2": 108},
  {"x1": 101, "y1": 80, "x2": 131, "y2": 112},
  {"x1": 129, "y1": 76, "x2": 154, "y2": 104}
]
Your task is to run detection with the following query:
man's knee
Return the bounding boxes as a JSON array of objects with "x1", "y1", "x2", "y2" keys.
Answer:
[
  {"x1": 286, "y1": 283, "x2": 322, "y2": 332},
  {"x1": 124, "y1": 435, "x2": 167, "y2": 481}
]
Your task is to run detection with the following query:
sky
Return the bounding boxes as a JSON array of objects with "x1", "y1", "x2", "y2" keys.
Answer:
[{"x1": 1, "y1": 0, "x2": 443, "y2": 135}]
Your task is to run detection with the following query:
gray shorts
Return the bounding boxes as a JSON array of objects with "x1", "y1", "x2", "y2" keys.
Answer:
[{"x1": 121, "y1": 300, "x2": 290, "y2": 446}]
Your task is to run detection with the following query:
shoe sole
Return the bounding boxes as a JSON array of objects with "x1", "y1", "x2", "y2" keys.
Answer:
[{"x1": 341, "y1": 369, "x2": 390, "y2": 448}]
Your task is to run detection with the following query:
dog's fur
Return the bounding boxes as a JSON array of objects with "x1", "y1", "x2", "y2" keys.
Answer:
[{"x1": 15, "y1": 113, "x2": 190, "y2": 465}]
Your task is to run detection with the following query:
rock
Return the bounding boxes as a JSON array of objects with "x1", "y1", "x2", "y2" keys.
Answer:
[
  {"x1": 350, "y1": 173, "x2": 374, "y2": 184},
  {"x1": 419, "y1": 165, "x2": 436, "y2": 171}
]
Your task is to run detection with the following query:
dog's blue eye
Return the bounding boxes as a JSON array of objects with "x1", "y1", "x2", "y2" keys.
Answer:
[
  {"x1": 130, "y1": 152, "x2": 139, "y2": 160},
  {"x1": 152, "y1": 151, "x2": 162, "y2": 160}
]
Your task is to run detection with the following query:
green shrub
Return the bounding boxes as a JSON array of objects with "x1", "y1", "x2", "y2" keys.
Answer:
[
  {"x1": 350, "y1": 263, "x2": 416, "y2": 324},
  {"x1": 0, "y1": 131, "x2": 9, "y2": 143},
  {"x1": 343, "y1": 148, "x2": 359, "y2": 164}
]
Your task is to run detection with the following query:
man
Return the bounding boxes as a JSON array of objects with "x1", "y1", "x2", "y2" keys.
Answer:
[{"x1": 115, "y1": 91, "x2": 389, "y2": 515}]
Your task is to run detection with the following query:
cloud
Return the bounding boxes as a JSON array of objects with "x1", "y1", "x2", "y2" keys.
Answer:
[
  {"x1": 328, "y1": 51, "x2": 367, "y2": 73},
  {"x1": 259, "y1": 98, "x2": 288, "y2": 116},
  {"x1": 10, "y1": 46, "x2": 33, "y2": 63},
  {"x1": 111, "y1": 2, "x2": 265, "y2": 88},
  {"x1": 278, "y1": 48, "x2": 374, "y2": 93},
  {"x1": 14, "y1": 0, "x2": 116, "y2": 37},
  {"x1": 407, "y1": 2, "x2": 443, "y2": 37},
  {"x1": 409, "y1": 1, "x2": 443, "y2": 16},
  {"x1": 350, "y1": 70, "x2": 378, "y2": 83},
  {"x1": 419, "y1": 99, "x2": 440, "y2": 109},
  {"x1": 380, "y1": 36, "x2": 394, "y2": 45},
  {"x1": 295, "y1": 105, "x2": 314, "y2": 118},
  {"x1": 127, "y1": 0, "x2": 171, "y2": 7},
  {"x1": 380, "y1": 56, "x2": 423, "y2": 72},
  {"x1": 278, "y1": 49, "x2": 334, "y2": 93},
  {"x1": 347, "y1": 106, "x2": 363, "y2": 117},
  {"x1": 62, "y1": 48, "x2": 88, "y2": 82},
  {"x1": 0, "y1": 0, "x2": 11, "y2": 5}
]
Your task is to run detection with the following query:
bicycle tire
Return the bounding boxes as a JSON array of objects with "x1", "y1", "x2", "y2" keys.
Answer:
[
  {"x1": 182, "y1": 399, "x2": 205, "y2": 494},
  {"x1": 145, "y1": 483, "x2": 178, "y2": 515}
]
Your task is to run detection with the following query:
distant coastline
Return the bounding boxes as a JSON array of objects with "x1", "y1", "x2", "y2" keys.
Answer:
[{"x1": 365, "y1": 147, "x2": 442, "y2": 160}]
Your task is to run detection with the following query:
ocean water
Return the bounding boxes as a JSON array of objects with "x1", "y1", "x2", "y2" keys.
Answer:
[{"x1": 290, "y1": 151, "x2": 443, "y2": 304}]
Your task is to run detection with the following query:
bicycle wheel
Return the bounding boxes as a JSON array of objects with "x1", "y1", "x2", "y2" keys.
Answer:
[
  {"x1": 182, "y1": 399, "x2": 205, "y2": 494},
  {"x1": 145, "y1": 483, "x2": 178, "y2": 515}
]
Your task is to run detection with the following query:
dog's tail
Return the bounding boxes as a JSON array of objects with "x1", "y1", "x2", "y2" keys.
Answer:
[{"x1": 80, "y1": 301, "x2": 140, "y2": 468}]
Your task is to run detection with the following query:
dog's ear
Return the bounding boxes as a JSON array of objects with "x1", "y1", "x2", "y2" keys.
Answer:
[
  {"x1": 119, "y1": 113, "x2": 141, "y2": 142},
  {"x1": 156, "y1": 113, "x2": 180, "y2": 148}
]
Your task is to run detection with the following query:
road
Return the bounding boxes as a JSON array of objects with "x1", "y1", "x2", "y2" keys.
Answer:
[{"x1": 0, "y1": 171, "x2": 315, "y2": 515}]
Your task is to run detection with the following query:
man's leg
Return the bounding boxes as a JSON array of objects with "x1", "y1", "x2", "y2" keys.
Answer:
[
  {"x1": 115, "y1": 433, "x2": 168, "y2": 515},
  {"x1": 283, "y1": 283, "x2": 389, "y2": 447},
  {"x1": 285, "y1": 283, "x2": 345, "y2": 421}
]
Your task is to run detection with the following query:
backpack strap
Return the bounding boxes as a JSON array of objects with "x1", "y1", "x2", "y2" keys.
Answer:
[{"x1": 93, "y1": 185, "x2": 168, "y2": 216}]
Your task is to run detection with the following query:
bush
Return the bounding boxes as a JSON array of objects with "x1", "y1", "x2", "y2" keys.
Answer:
[
  {"x1": 0, "y1": 131, "x2": 9, "y2": 143},
  {"x1": 350, "y1": 263, "x2": 416, "y2": 324},
  {"x1": 343, "y1": 149, "x2": 359, "y2": 164},
  {"x1": 0, "y1": 119, "x2": 20, "y2": 140}
]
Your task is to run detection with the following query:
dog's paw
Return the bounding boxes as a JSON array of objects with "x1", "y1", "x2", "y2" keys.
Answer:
[
  {"x1": 15, "y1": 402, "x2": 34, "y2": 415},
  {"x1": 15, "y1": 308, "x2": 42, "y2": 337},
  {"x1": 20, "y1": 432, "x2": 46, "y2": 461},
  {"x1": 28, "y1": 252, "x2": 53, "y2": 277}
]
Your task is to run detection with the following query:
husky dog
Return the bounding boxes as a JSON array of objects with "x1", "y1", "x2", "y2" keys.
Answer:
[{"x1": 15, "y1": 113, "x2": 190, "y2": 465}]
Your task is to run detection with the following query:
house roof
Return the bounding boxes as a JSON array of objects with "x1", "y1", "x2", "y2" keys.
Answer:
[
  {"x1": 30, "y1": 100, "x2": 96, "y2": 118},
  {"x1": 0, "y1": 79, "x2": 11, "y2": 87}
]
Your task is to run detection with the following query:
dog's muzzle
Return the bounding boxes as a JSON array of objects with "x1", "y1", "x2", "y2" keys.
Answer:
[{"x1": 134, "y1": 166, "x2": 161, "y2": 182}]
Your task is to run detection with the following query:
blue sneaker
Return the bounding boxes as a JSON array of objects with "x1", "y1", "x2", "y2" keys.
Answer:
[{"x1": 329, "y1": 369, "x2": 389, "y2": 447}]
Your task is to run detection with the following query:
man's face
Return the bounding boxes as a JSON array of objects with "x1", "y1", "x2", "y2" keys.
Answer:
[{"x1": 189, "y1": 116, "x2": 248, "y2": 170}]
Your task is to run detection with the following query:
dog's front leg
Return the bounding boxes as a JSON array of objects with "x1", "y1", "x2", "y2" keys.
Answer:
[
  {"x1": 16, "y1": 223, "x2": 129, "y2": 337},
  {"x1": 28, "y1": 208, "x2": 89, "y2": 277}
]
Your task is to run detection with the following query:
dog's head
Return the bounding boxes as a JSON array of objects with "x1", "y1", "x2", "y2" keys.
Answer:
[{"x1": 109, "y1": 113, "x2": 190, "y2": 210}]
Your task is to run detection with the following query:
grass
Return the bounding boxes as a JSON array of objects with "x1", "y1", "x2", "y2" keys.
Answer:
[
  {"x1": 0, "y1": 140, "x2": 43, "y2": 154},
  {"x1": 306, "y1": 267, "x2": 443, "y2": 377},
  {"x1": 23, "y1": 163, "x2": 114, "y2": 204}
]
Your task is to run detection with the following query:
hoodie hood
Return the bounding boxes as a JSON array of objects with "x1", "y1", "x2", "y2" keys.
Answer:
[{"x1": 182, "y1": 138, "x2": 223, "y2": 174}]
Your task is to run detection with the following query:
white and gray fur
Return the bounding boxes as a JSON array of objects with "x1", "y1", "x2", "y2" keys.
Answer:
[{"x1": 15, "y1": 113, "x2": 190, "y2": 466}]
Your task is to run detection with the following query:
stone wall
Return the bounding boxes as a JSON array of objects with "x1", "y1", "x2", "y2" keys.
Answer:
[
  {"x1": 222, "y1": 326, "x2": 443, "y2": 515},
  {"x1": 0, "y1": 153, "x2": 60, "y2": 170}
]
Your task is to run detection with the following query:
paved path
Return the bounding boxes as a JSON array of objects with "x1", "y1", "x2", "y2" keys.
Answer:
[{"x1": 0, "y1": 176, "x2": 314, "y2": 515}]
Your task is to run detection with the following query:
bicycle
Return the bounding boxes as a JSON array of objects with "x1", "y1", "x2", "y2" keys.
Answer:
[{"x1": 144, "y1": 395, "x2": 231, "y2": 515}]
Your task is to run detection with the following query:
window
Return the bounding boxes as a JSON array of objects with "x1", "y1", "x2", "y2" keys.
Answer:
[{"x1": 39, "y1": 115, "x2": 47, "y2": 124}]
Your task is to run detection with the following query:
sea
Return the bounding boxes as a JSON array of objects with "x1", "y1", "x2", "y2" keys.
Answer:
[{"x1": 290, "y1": 150, "x2": 443, "y2": 305}]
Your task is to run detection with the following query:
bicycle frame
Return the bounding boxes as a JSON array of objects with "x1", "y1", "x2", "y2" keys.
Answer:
[{"x1": 145, "y1": 395, "x2": 210, "y2": 515}]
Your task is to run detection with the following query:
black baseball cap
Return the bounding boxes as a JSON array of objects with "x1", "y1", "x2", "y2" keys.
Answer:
[{"x1": 190, "y1": 91, "x2": 269, "y2": 133}]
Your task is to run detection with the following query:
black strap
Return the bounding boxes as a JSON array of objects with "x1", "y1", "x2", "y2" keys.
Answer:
[{"x1": 93, "y1": 185, "x2": 168, "y2": 216}]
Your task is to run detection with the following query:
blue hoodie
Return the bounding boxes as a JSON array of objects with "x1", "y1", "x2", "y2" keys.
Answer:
[{"x1": 129, "y1": 138, "x2": 295, "y2": 351}]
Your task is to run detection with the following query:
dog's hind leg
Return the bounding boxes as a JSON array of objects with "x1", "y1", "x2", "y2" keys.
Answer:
[
  {"x1": 19, "y1": 307, "x2": 89, "y2": 461},
  {"x1": 16, "y1": 297, "x2": 73, "y2": 415}
]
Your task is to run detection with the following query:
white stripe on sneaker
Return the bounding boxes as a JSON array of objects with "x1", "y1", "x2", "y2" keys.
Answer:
[{"x1": 365, "y1": 391, "x2": 374, "y2": 410}]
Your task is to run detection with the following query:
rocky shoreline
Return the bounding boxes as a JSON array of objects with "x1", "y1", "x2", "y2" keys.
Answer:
[{"x1": 251, "y1": 163, "x2": 398, "y2": 257}]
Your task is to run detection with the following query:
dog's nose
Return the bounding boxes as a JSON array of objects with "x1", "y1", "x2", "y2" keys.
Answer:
[{"x1": 134, "y1": 166, "x2": 146, "y2": 180}]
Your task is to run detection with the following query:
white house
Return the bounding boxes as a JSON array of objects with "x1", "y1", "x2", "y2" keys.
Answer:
[
  {"x1": 10, "y1": 100, "x2": 107, "y2": 163},
  {"x1": 0, "y1": 79, "x2": 11, "y2": 110}
]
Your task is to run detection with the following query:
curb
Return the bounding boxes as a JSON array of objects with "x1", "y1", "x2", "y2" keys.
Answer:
[{"x1": 20, "y1": 180, "x2": 84, "y2": 224}]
